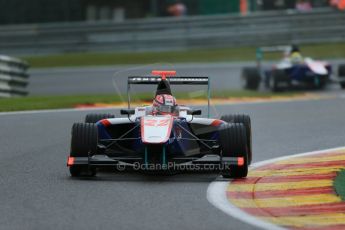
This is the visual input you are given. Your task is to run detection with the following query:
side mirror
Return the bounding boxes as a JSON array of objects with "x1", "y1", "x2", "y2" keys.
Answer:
[
  {"x1": 120, "y1": 109, "x2": 135, "y2": 115},
  {"x1": 188, "y1": 109, "x2": 202, "y2": 116}
]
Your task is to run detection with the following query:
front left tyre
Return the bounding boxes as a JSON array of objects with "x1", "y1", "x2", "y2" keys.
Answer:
[
  {"x1": 221, "y1": 114, "x2": 252, "y2": 164},
  {"x1": 219, "y1": 123, "x2": 249, "y2": 178},
  {"x1": 69, "y1": 123, "x2": 98, "y2": 177}
]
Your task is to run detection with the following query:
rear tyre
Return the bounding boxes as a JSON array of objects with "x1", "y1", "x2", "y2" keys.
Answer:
[
  {"x1": 69, "y1": 123, "x2": 98, "y2": 177},
  {"x1": 220, "y1": 114, "x2": 252, "y2": 164},
  {"x1": 241, "y1": 67, "x2": 261, "y2": 90},
  {"x1": 85, "y1": 113, "x2": 115, "y2": 123},
  {"x1": 219, "y1": 123, "x2": 249, "y2": 178},
  {"x1": 338, "y1": 64, "x2": 345, "y2": 89},
  {"x1": 270, "y1": 69, "x2": 290, "y2": 92}
]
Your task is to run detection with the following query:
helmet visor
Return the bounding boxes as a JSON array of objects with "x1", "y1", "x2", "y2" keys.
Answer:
[{"x1": 157, "y1": 105, "x2": 176, "y2": 114}]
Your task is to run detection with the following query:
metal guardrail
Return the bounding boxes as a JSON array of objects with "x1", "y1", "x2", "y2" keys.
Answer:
[
  {"x1": 0, "y1": 55, "x2": 29, "y2": 97},
  {"x1": 0, "y1": 8, "x2": 344, "y2": 55}
]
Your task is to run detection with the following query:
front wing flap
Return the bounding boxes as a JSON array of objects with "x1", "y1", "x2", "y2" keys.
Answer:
[{"x1": 67, "y1": 155, "x2": 244, "y2": 173}]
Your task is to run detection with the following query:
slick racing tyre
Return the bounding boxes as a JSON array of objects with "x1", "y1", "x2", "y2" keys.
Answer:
[
  {"x1": 85, "y1": 113, "x2": 115, "y2": 123},
  {"x1": 69, "y1": 123, "x2": 98, "y2": 177},
  {"x1": 338, "y1": 64, "x2": 345, "y2": 89},
  {"x1": 270, "y1": 69, "x2": 290, "y2": 92},
  {"x1": 220, "y1": 114, "x2": 252, "y2": 164},
  {"x1": 241, "y1": 67, "x2": 261, "y2": 90},
  {"x1": 219, "y1": 123, "x2": 249, "y2": 178}
]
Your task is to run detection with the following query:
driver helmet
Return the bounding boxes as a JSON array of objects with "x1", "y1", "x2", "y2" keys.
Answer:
[
  {"x1": 153, "y1": 94, "x2": 177, "y2": 115},
  {"x1": 290, "y1": 44, "x2": 300, "y2": 54}
]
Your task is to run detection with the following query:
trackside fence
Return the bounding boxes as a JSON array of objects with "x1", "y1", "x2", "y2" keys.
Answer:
[{"x1": 0, "y1": 8, "x2": 344, "y2": 55}]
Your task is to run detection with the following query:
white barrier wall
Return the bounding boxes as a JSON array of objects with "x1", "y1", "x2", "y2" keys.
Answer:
[{"x1": 0, "y1": 55, "x2": 29, "y2": 97}]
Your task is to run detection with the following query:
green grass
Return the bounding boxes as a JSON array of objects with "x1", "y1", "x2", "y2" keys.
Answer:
[
  {"x1": 334, "y1": 169, "x2": 345, "y2": 201},
  {"x1": 211, "y1": 90, "x2": 296, "y2": 98},
  {"x1": 0, "y1": 90, "x2": 298, "y2": 112},
  {"x1": 23, "y1": 42, "x2": 345, "y2": 68},
  {"x1": 0, "y1": 94, "x2": 122, "y2": 112}
]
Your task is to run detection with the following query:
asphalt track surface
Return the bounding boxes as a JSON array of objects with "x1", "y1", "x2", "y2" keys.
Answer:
[
  {"x1": 28, "y1": 60, "x2": 345, "y2": 95},
  {"x1": 1, "y1": 96, "x2": 345, "y2": 230},
  {"x1": 28, "y1": 62, "x2": 247, "y2": 95}
]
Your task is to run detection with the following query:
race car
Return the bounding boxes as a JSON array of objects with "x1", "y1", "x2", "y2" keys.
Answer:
[
  {"x1": 242, "y1": 45, "x2": 345, "y2": 92},
  {"x1": 67, "y1": 70, "x2": 252, "y2": 178}
]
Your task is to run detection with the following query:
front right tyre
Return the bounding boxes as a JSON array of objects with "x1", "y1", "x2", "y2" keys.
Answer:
[{"x1": 85, "y1": 113, "x2": 115, "y2": 123}]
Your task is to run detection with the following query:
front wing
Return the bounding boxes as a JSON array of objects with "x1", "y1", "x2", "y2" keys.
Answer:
[{"x1": 67, "y1": 154, "x2": 244, "y2": 173}]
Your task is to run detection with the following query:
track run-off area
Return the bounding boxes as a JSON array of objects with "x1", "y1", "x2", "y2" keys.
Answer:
[
  {"x1": 28, "y1": 61, "x2": 345, "y2": 95},
  {"x1": 1, "y1": 90, "x2": 345, "y2": 229},
  {"x1": 208, "y1": 147, "x2": 345, "y2": 230}
]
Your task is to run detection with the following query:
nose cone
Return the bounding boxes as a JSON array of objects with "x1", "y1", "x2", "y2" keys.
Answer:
[{"x1": 141, "y1": 115, "x2": 174, "y2": 144}]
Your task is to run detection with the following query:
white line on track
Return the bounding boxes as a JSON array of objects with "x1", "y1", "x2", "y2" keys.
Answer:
[{"x1": 207, "y1": 146, "x2": 345, "y2": 230}]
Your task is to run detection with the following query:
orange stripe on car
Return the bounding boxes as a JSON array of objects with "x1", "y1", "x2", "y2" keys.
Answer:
[
  {"x1": 211, "y1": 119, "x2": 223, "y2": 126},
  {"x1": 100, "y1": 119, "x2": 111, "y2": 127}
]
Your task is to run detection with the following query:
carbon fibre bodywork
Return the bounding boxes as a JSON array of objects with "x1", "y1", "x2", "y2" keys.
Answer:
[{"x1": 96, "y1": 115, "x2": 223, "y2": 162}]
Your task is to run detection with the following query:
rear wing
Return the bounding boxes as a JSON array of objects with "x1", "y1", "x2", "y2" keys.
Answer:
[
  {"x1": 128, "y1": 76, "x2": 209, "y2": 85},
  {"x1": 127, "y1": 76, "x2": 211, "y2": 117},
  {"x1": 256, "y1": 45, "x2": 291, "y2": 67}
]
